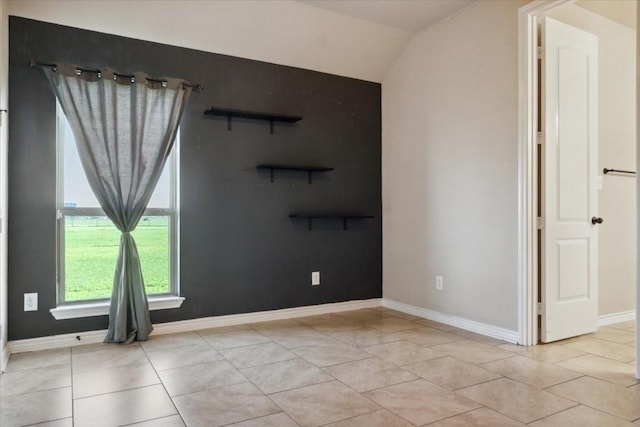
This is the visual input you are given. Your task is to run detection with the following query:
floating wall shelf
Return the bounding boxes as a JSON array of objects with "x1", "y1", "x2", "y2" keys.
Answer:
[
  {"x1": 204, "y1": 106, "x2": 302, "y2": 134},
  {"x1": 289, "y1": 213, "x2": 374, "y2": 230},
  {"x1": 257, "y1": 164, "x2": 334, "y2": 184}
]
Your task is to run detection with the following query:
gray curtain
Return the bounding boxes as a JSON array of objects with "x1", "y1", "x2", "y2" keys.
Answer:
[{"x1": 43, "y1": 64, "x2": 192, "y2": 343}]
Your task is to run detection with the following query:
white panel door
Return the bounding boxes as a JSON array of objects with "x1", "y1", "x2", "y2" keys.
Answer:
[{"x1": 541, "y1": 17, "x2": 599, "y2": 343}]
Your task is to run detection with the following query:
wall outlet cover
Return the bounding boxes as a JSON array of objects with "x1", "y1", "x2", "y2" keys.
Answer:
[
  {"x1": 312, "y1": 271, "x2": 320, "y2": 286},
  {"x1": 24, "y1": 293, "x2": 38, "y2": 311}
]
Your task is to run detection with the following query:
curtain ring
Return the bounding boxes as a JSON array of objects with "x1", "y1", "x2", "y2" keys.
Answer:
[
  {"x1": 75, "y1": 69, "x2": 82, "y2": 76},
  {"x1": 130, "y1": 76, "x2": 135, "y2": 83},
  {"x1": 97, "y1": 72, "x2": 102, "y2": 79},
  {"x1": 112, "y1": 74, "x2": 117, "y2": 81}
]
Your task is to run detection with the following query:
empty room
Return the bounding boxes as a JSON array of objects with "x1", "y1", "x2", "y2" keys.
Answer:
[{"x1": 0, "y1": 0, "x2": 638, "y2": 426}]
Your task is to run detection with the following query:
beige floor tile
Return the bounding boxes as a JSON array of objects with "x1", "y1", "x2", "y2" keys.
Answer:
[
  {"x1": 606, "y1": 320, "x2": 636, "y2": 330},
  {"x1": 0, "y1": 364, "x2": 70, "y2": 397},
  {"x1": 74, "y1": 384, "x2": 176, "y2": 427},
  {"x1": 497, "y1": 343, "x2": 586, "y2": 363},
  {"x1": 386, "y1": 327, "x2": 462, "y2": 346},
  {"x1": 556, "y1": 334, "x2": 593, "y2": 345},
  {"x1": 427, "y1": 407, "x2": 525, "y2": 426},
  {"x1": 324, "y1": 409, "x2": 412, "y2": 426},
  {"x1": 297, "y1": 314, "x2": 363, "y2": 332},
  {"x1": 292, "y1": 342, "x2": 373, "y2": 367},
  {"x1": 431, "y1": 340, "x2": 515, "y2": 364},
  {"x1": 412, "y1": 318, "x2": 461, "y2": 332},
  {"x1": 333, "y1": 309, "x2": 390, "y2": 322},
  {"x1": 364, "y1": 307, "x2": 400, "y2": 316},
  {"x1": 72, "y1": 342, "x2": 139, "y2": 354},
  {"x1": 158, "y1": 359, "x2": 246, "y2": 396},
  {"x1": 451, "y1": 330, "x2": 506, "y2": 346},
  {"x1": 7, "y1": 310, "x2": 638, "y2": 427},
  {"x1": 383, "y1": 310, "x2": 424, "y2": 322},
  {"x1": 546, "y1": 376, "x2": 640, "y2": 421},
  {"x1": 270, "y1": 380, "x2": 379, "y2": 427},
  {"x1": 363, "y1": 340, "x2": 442, "y2": 366},
  {"x1": 220, "y1": 341, "x2": 296, "y2": 368},
  {"x1": 197, "y1": 324, "x2": 252, "y2": 334},
  {"x1": 529, "y1": 405, "x2": 635, "y2": 426},
  {"x1": 555, "y1": 354, "x2": 639, "y2": 387},
  {"x1": 261, "y1": 329, "x2": 338, "y2": 349},
  {"x1": 240, "y1": 357, "x2": 333, "y2": 394},
  {"x1": 457, "y1": 378, "x2": 576, "y2": 424},
  {"x1": 227, "y1": 412, "x2": 298, "y2": 427},
  {"x1": 5, "y1": 348, "x2": 70, "y2": 372},
  {"x1": 481, "y1": 355, "x2": 581, "y2": 388},
  {"x1": 593, "y1": 327, "x2": 636, "y2": 345},
  {"x1": 30, "y1": 418, "x2": 74, "y2": 427},
  {"x1": 72, "y1": 361, "x2": 160, "y2": 398},
  {"x1": 140, "y1": 331, "x2": 208, "y2": 352},
  {"x1": 249, "y1": 318, "x2": 309, "y2": 332},
  {"x1": 71, "y1": 344, "x2": 147, "y2": 374},
  {"x1": 563, "y1": 339, "x2": 635, "y2": 363},
  {"x1": 0, "y1": 387, "x2": 72, "y2": 427},
  {"x1": 359, "y1": 317, "x2": 418, "y2": 332},
  {"x1": 328, "y1": 327, "x2": 399, "y2": 347},
  {"x1": 124, "y1": 414, "x2": 186, "y2": 426},
  {"x1": 364, "y1": 379, "x2": 480, "y2": 425},
  {"x1": 145, "y1": 342, "x2": 223, "y2": 371},
  {"x1": 173, "y1": 382, "x2": 280, "y2": 427},
  {"x1": 324, "y1": 357, "x2": 418, "y2": 392},
  {"x1": 404, "y1": 356, "x2": 501, "y2": 390},
  {"x1": 200, "y1": 329, "x2": 272, "y2": 350}
]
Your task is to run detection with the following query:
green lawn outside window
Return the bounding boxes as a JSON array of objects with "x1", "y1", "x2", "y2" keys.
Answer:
[{"x1": 64, "y1": 216, "x2": 170, "y2": 302}]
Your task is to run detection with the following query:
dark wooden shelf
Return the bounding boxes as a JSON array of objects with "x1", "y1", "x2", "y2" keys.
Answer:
[
  {"x1": 289, "y1": 213, "x2": 374, "y2": 230},
  {"x1": 204, "y1": 107, "x2": 302, "y2": 134},
  {"x1": 257, "y1": 164, "x2": 334, "y2": 184}
]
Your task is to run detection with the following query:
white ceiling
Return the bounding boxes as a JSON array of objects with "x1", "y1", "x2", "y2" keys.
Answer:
[{"x1": 297, "y1": 0, "x2": 474, "y2": 33}]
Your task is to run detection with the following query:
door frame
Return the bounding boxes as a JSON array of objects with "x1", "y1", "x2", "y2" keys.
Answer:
[{"x1": 517, "y1": 0, "x2": 639, "y2": 378}]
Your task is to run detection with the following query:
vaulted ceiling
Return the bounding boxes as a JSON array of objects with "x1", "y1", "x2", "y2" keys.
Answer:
[
  {"x1": 5, "y1": 0, "x2": 635, "y2": 83},
  {"x1": 297, "y1": 0, "x2": 473, "y2": 33}
]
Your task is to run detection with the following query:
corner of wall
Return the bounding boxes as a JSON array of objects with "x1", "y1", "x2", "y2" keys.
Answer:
[
  {"x1": 0, "y1": 0, "x2": 9, "y2": 371},
  {"x1": 636, "y1": 0, "x2": 640, "y2": 380}
]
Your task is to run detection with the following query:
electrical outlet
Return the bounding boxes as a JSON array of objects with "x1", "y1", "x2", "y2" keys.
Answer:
[
  {"x1": 435, "y1": 276, "x2": 443, "y2": 291},
  {"x1": 312, "y1": 271, "x2": 320, "y2": 286},
  {"x1": 24, "y1": 293, "x2": 38, "y2": 311}
]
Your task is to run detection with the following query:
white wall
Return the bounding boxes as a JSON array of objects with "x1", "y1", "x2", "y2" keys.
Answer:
[
  {"x1": 382, "y1": 0, "x2": 526, "y2": 331},
  {"x1": 7, "y1": 0, "x2": 412, "y2": 83},
  {"x1": 0, "y1": 0, "x2": 9, "y2": 370},
  {"x1": 548, "y1": 4, "x2": 636, "y2": 317}
]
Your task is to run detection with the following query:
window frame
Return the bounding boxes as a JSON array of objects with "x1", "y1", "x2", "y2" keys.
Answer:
[{"x1": 54, "y1": 103, "x2": 180, "y2": 306}]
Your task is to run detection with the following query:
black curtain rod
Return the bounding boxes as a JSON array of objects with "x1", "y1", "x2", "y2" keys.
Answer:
[
  {"x1": 603, "y1": 168, "x2": 636, "y2": 175},
  {"x1": 30, "y1": 59, "x2": 204, "y2": 90}
]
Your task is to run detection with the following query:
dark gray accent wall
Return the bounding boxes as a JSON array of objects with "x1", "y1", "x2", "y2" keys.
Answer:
[{"x1": 8, "y1": 17, "x2": 381, "y2": 340}]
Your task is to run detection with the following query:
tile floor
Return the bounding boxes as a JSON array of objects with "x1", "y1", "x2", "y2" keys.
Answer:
[{"x1": 0, "y1": 308, "x2": 637, "y2": 426}]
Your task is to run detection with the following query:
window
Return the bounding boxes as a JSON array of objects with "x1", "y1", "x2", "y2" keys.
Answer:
[{"x1": 56, "y1": 103, "x2": 179, "y2": 304}]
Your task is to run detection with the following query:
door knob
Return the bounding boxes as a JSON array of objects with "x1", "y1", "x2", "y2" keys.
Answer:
[{"x1": 591, "y1": 217, "x2": 604, "y2": 225}]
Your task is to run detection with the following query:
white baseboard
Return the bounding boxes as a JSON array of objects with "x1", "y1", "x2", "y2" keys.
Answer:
[
  {"x1": 7, "y1": 297, "x2": 521, "y2": 356},
  {"x1": 598, "y1": 310, "x2": 636, "y2": 327},
  {"x1": 151, "y1": 298, "x2": 381, "y2": 335},
  {"x1": 7, "y1": 298, "x2": 382, "y2": 355},
  {"x1": 382, "y1": 298, "x2": 519, "y2": 344},
  {"x1": 8, "y1": 329, "x2": 108, "y2": 355}
]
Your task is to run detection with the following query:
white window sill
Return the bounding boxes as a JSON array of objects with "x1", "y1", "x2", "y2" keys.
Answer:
[{"x1": 49, "y1": 296, "x2": 185, "y2": 320}]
